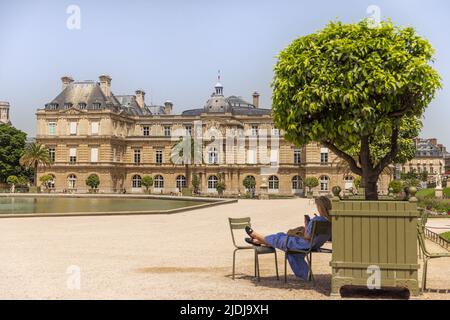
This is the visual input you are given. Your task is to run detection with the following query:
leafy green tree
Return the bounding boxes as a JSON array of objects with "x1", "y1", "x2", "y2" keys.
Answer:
[
  {"x1": 401, "y1": 169, "x2": 419, "y2": 181},
  {"x1": 0, "y1": 124, "x2": 29, "y2": 182},
  {"x1": 272, "y1": 20, "x2": 441, "y2": 200},
  {"x1": 389, "y1": 180, "x2": 403, "y2": 194},
  {"x1": 216, "y1": 180, "x2": 226, "y2": 196},
  {"x1": 243, "y1": 176, "x2": 256, "y2": 192},
  {"x1": 6, "y1": 175, "x2": 19, "y2": 192},
  {"x1": 85, "y1": 174, "x2": 100, "y2": 190},
  {"x1": 304, "y1": 177, "x2": 319, "y2": 193},
  {"x1": 141, "y1": 175, "x2": 154, "y2": 193},
  {"x1": 20, "y1": 143, "x2": 51, "y2": 186},
  {"x1": 191, "y1": 174, "x2": 200, "y2": 194},
  {"x1": 39, "y1": 174, "x2": 54, "y2": 191},
  {"x1": 420, "y1": 171, "x2": 429, "y2": 182}
]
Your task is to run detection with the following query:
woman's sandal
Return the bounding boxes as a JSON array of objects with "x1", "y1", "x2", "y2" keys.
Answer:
[
  {"x1": 245, "y1": 226, "x2": 254, "y2": 237},
  {"x1": 245, "y1": 237, "x2": 261, "y2": 247}
]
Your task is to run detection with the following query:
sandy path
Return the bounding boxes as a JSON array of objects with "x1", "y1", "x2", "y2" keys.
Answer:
[{"x1": 0, "y1": 199, "x2": 448, "y2": 299}]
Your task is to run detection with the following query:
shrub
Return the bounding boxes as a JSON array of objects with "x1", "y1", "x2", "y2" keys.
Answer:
[
  {"x1": 389, "y1": 180, "x2": 403, "y2": 194},
  {"x1": 141, "y1": 176, "x2": 153, "y2": 193},
  {"x1": 304, "y1": 177, "x2": 319, "y2": 192},
  {"x1": 85, "y1": 174, "x2": 100, "y2": 189}
]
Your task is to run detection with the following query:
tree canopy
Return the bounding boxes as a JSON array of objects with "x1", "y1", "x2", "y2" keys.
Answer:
[
  {"x1": 0, "y1": 124, "x2": 29, "y2": 182},
  {"x1": 272, "y1": 20, "x2": 441, "y2": 199}
]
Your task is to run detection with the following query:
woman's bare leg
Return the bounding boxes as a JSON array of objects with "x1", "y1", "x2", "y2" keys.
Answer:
[{"x1": 249, "y1": 230, "x2": 269, "y2": 245}]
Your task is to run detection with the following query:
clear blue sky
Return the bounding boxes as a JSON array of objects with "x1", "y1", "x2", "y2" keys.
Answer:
[{"x1": 0, "y1": 0, "x2": 449, "y2": 146}]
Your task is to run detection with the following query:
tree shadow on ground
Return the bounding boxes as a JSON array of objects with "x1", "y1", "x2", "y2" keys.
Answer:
[{"x1": 225, "y1": 273, "x2": 331, "y2": 297}]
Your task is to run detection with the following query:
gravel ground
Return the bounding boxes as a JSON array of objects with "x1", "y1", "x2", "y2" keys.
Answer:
[{"x1": 0, "y1": 198, "x2": 448, "y2": 300}]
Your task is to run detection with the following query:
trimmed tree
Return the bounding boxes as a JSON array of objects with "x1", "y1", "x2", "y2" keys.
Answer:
[
  {"x1": 243, "y1": 176, "x2": 256, "y2": 195},
  {"x1": 6, "y1": 175, "x2": 19, "y2": 193},
  {"x1": 39, "y1": 174, "x2": 54, "y2": 191},
  {"x1": 191, "y1": 174, "x2": 200, "y2": 194},
  {"x1": 0, "y1": 124, "x2": 29, "y2": 182},
  {"x1": 304, "y1": 177, "x2": 319, "y2": 194},
  {"x1": 85, "y1": 174, "x2": 100, "y2": 191},
  {"x1": 272, "y1": 20, "x2": 441, "y2": 200},
  {"x1": 141, "y1": 175, "x2": 154, "y2": 193},
  {"x1": 389, "y1": 180, "x2": 403, "y2": 194}
]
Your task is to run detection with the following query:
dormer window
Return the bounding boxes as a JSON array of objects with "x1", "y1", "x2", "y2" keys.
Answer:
[
  {"x1": 79, "y1": 103, "x2": 87, "y2": 110},
  {"x1": 48, "y1": 103, "x2": 58, "y2": 110},
  {"x1": 92, "y1": 103, "x2": 101, "y2": 110},
  {"x1": 64, "y1": 103, "x2": 73, "y2": 109}
]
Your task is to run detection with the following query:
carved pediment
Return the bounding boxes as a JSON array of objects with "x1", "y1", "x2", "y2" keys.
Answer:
[{"x1": 59, "y1": 107, "x2": 85, "y2": 115}]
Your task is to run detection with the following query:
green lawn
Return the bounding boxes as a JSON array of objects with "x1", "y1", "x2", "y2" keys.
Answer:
[
  {"x1": 416, "y1": 187, "x2": 450, "y2": 199},
  {"x1": 440, "y1": 231, "x2": 450, "y2": 242}
]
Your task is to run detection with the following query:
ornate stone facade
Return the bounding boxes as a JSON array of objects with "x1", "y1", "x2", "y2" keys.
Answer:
[
  {"x1": 0, "y1": 101, "x2": 10, "y2": 125},
  {"x1": 35, "y1": 75, "x2": 392, "y2": 195}
]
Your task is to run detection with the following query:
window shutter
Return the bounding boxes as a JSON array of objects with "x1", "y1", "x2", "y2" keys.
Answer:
[
  {"x1": 91, "y1": 148, "x2": 98, "y2": 162},
  {"x1": 70, "y1": 122, "x2": 77, "y2": 135},
  {"x1": 320, "y1": 147, "x2": 329, "y2": 153},
  {"x1": 69, "y1": 148, "x2": 77, "y2": 157},
  {"x1": 91, "y1": 122, "x2": 99, "y2": 135}
]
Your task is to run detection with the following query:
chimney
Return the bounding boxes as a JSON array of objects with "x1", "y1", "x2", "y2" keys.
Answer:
[
  {"x1": 61, "y1": 76, "x2": 74, "y2": 91},
  {"x1": 252, "y1": 91, "x2": 260, "y2": 109},
  {"x1": 99, "y1": 74, "x2": 112, "y2": 97},
  {"x1": 164, "y1": 100, "x2": 173, "y2": 115},
  {"x1": 135, "y1": 90, "x2": 146, "y2": 109}
]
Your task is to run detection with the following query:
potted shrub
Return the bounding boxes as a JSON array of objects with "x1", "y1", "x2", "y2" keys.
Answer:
[
  {"x1": 304, "y1": 177, "x2": 319, "y2": 198},
  {"x1": 191, "y1": 174, "x2": 200, "y2": 195},
  {"x1": 141, "y1": 175, "x2": 153, "y2": 194},
  {"x1": 85, "y1": 174, "x2": 100, "y2": 193},
  {"x1": 272, "y1": 20, "x2": 441, "y2": 296},
  {"x1": 243, "y1": 176, "x2": 256, "y2": 198},
  {"x1": 216, "y1": 180, "x2": 226, "y2": 197}
]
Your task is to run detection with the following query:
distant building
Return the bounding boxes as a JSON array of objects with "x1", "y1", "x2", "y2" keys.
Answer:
[
  {"x1": 0, "y1": 101, "x2": 10, "y2": 125},
  {"x1": 35, "y1": 74, "x2": 392, "y2": 194},
  {"x1": 400, "y1": 138, "x2": 447, "y2": 178}
]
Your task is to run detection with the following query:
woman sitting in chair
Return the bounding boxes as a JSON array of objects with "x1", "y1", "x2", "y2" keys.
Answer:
[{"x1": 245, "y1": 196, "x2": 332, "y2": 280}]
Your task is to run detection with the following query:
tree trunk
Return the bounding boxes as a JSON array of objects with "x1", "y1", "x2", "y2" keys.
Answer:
[
  {"x1": 360, "y1": 136, "x2": 379, "y2": 200},
  {"x1": 34, "y1": 163, "x2": 38, "y2": 187},
  {"x1": 364, "y1": 175, "x2": 379, "y2": 200}
]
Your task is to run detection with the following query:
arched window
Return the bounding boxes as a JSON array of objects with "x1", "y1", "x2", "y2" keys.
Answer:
[
  {"x1": 320, "y1": 176, "x2": 329, "y2": 191},
  {"x1": 67, "y1": 174, "x2": 77, "y2": 189},
  {"x1": 268, "y1": 175, "x2": 279, "y2": 190},
  {"x1": 208, "y1": 147, "x2": 218, "y2": 165},
  {"x1": 132, "y1": 175, "x2": 142, "y2": 188},
  {"x1": 208, "y1": 175, "x2": 218, "y2": 190},
  {"x1": 344, "y1": 176, "x2": 354, "y2": 190},
  {"x1": 292, "y1": 176, "x2": 303, "y2": 190},
  {"x1": 154, "y1": 175, "x2": 164, "y2": 188},
  {"x1": 176, "y1": 175, "x2": 186, "y2": 190}
]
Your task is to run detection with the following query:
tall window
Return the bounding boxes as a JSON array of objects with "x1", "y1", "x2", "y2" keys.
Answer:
[
  {"x1": 269, "y1": 175, "x2": 279, "y2": 190},
  {"x1": 176, "y1": 175, "x2": 187, "y2": 190},
  {"x1": 48, "y1": 122, "x2": 57, "y2": 136},
  {"x1": 154, "y1": 175, "x2": 164, "y2": 188},
  {"x1": 272, "y1": 128, "x2": 280, "y2": 136},
  {"x1": 67, "y1": 174, "x2": 77, "y2": 189},
  {"x1": 47, "y1": 175, "x2": 55, "y2": 189},
  {"x1": 48, "y1": 148, "x2": 56, "y2": 163},
  {"x1": 132, "y1": 175, "x2": 142, "y2": 188},
  {"x1": 430, "y1": 165, "x2": 434, "y2": 174},
  {"x1": 320, "y1": 176, "x2": 329, "y2": 191},
  {"x1": 292, "y1": 176, "x2": 302, "y2": 190},
  {"x1": 156, "y1": 150, "x2": 163, "y2": 164},
  {"x1": 164, "y1": 126, "x2": 171, "y2": 137},
  {"x1": 251, "y1": 125, "x2": 258, "y2": 136},
  {"x1": 91, "y1": 122, "x2": 99, "y2": 135},
  {"x1": 320, "y1": 148, "x2": 329, "y2": 164},
  {"x1": 134, "y1": 149, "x2": 141, "y2": 164},
  {"x1": 208, "y1": 147, "x2": 218, "y2": 164},
  {"x1": 208, "y1": 175, "x2": 218, "y2": 190},
  {"x1": 294, "y1": 149, "x2": 301, "y2": 164},
  {"x1": 91, "y1": 147, "x2": 99, "y2": 163},
  {"x1": 143, "y1": 126, "x2": 150, "y2": 136},
  {"x1": 69, "y1": 122, "x2": 77, "y2": 135},
  {"x1": 185, "y1": 126, "x2": 192, "y2": 136},
  {"x1": 69, "y1": 148, "x2": 77, "y2": 164}
]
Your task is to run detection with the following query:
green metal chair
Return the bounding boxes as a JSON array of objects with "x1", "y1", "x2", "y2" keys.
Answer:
[
  {"x1": 228, "y1": 217, "x2": 279, "y2": 281},
  {"x1": 284, "y1": 220, "x2": 332, "y2": 284},
  {"x1": 417, "y1": 223, "x2": 450, "y2": 292}
]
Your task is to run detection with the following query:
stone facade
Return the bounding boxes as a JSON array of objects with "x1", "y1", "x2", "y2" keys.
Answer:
[
  {"x1": 35, "y1": 75, "x2": 392, "y2": 195},
  {"x1": 399, "y1": 138, "x2": 448, "y2": 179},
  {"x1": 0, "y1": 101, "x2": 10, "y2": 125}
]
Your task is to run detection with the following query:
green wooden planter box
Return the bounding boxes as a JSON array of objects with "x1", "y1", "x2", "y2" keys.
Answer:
[{"x1": 330, "y1": 198, "x2": 420, "y2": 296}]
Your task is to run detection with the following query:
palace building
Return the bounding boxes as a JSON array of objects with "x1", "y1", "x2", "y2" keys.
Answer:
[
  {"x1": 0, "y1": 101, "x2": 11, "y2": 125},
  {"x1": 35, "y1": 75, "x2": 392, "y2": 195}
]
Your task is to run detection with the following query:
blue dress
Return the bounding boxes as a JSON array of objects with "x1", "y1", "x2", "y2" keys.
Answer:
[{"x1": 264, "y1": 216, "x2": 330, "y2": 280}]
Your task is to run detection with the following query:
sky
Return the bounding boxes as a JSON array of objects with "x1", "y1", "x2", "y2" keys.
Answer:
[{"x1": 0, "y1": 0, "x2": 449, "y2": 146}]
